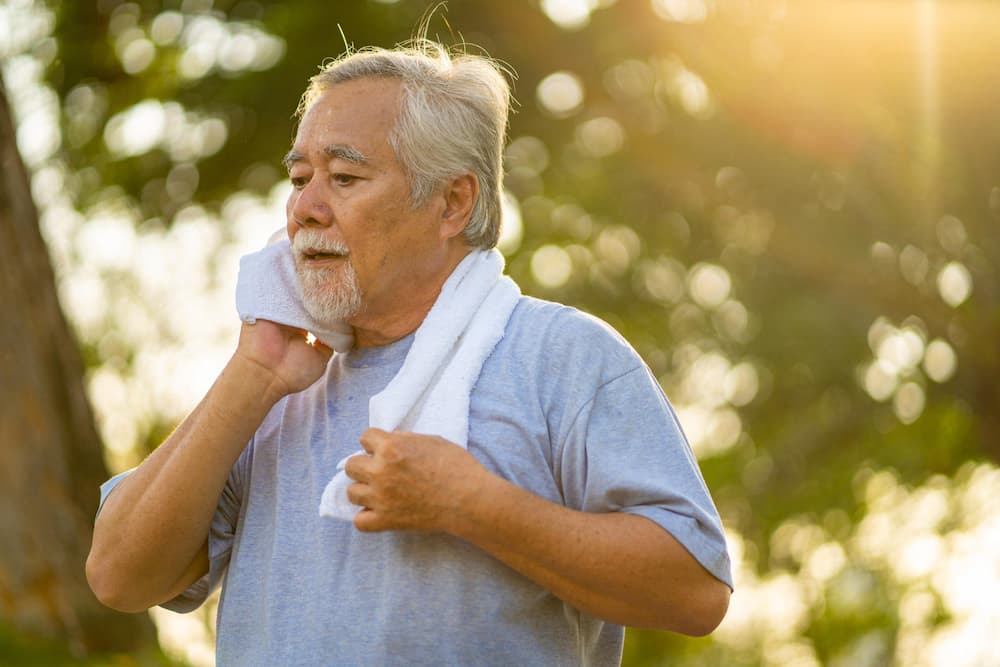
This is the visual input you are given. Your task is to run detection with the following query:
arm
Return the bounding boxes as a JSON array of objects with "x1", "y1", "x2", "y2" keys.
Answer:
[
  {"x1": 449, "y1": 477, "x2": 730, "y2": 634},
  {"x1": 344, "y1": 430, "x2": 731, "y2": 635},
  {"x1": 86, "y1": 321, "x2": 331, "y2": 613}
]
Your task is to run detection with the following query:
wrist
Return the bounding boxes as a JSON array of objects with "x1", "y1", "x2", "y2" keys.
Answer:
[
  {"x1": 443, "y1": 465, "x2": 509, "y2": 540},
  {"x1": 223, "y1": 352, "x2": 289, "y2": 409}
]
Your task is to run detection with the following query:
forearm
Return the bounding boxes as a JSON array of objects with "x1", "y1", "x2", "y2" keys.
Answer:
[
  {"x1": 87, "y1": 354, "x2": 283, "y2": 612},
  {"x1": 447, "y1": 475, "x2": 730, "y2": 634}
]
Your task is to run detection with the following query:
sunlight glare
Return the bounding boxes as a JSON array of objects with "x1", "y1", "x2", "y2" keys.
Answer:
[
  {"x1": 64, "y1": 83, "x2": 107, "y2": 148},
  {"x1": 120, "y1": 36, "x2": 156, "y2": 74},
  {"x1": 180, "y1": 15, "x2": 225, "y2": 79},
  {"x1": 12, "y1": 83, "x2": 60, "y2": 167},
  {"x1": 87, "y1": 368, "x2": 138, "y2": 458},
  {"x1": 757, "y1": 574, "x2": 810, "y2": 638},
  {"x1": 104, "y1": 99, "x2": 166, "y2": 157},
  {"x1": 870, "y1": 241, "x2": 896, "y2": 265},
  {"x1": 536, "y1": 71, "x2": 585, "y2": 117},
  {"x1": 682, "y1": 352, "x2": 730, "y2": 407},
  {"x1": 936, "y1": 261, "x2": 972, "y2": 307},
  {"x1": 0, "y1": 3, "x2": 55, "y2": 60},
  {"x1": 219, "y1": 33, "x2": 256, "y2": 72},
  {"x1": 505, "y1": 136, "x2": 550, "y2": 174},
  {"x1": 651, "y1": 0, "x2": 708, "y2": 24},
  {"x1": 876, "y1": 328, "x2": 924, "y2": 374},
  {"x1": 576, "y1": 116, "x2": 625, "y2": 157},
  {"x1": 688, "y1": 262, "x2": 731, "y2": 309},
  {"x1": 541, "y1": 0, "x2": 598, "y2": 30},
  {"x1": 724, "y1": 361, "x2": 759, "y2": 407},
  {"x1": 150, "y1": 606, "x2": 216, "y2": 667},
  {"x1": 639, "y1": 258, "x2": 685, "y2": 304},
  {"x1": 897, "y1": 534, "x2": 943, "y2": 580},
  {"x1": 498, "y1": 190, "x2": 524, "y2": 255},
  {"x1": 707, "y1": 407, "x2": 742, "y2": 454},
  {"x1": 713, "y1": 299, "x2": 750, "y2": 342},
  {"x1": 866, "y1": 316, "x2": 894, "y2": 354},
  {"x1": 78, "y1": 214, "x2": 138, "y2": 272},
  {"x1": 805, "y1": 541, "x2": 847, "y2": 582},
  {"x1": 923, "y1": 338, "x2": 957, "y2": 383},
  {"x1": 676, "y1": 68, "x2": 713, "y2": 118},
  {"x1": 151, "y1": 11, "x2": 184, "y2": 45},
  {"x1": 60, "y1": 270, "x2": 108, "y2": 339},
  {"x1": 531, "y1": 244, "x2": 573, "y2": 288},
  {"x1": 863, "y1": 361, "x2": 897, "y2": 402},
  {"x1": 898, "y1": 589, "x2": 936, "y2": 627},
  {"x1": 893, "y1": 381, "x2": 925, "y2": 423},
  {"x1": 594, "y1": 225, "x2": 639, "y2": 275}
]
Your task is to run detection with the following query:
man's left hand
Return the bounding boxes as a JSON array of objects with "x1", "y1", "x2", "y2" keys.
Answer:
[{"x1": 343, "y1": 428, "x2": 488, "y2": 533}]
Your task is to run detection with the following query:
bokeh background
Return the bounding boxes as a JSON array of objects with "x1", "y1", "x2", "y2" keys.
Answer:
[{"x1": 2, "y1": 0, "x2": 999, "y2": 665}]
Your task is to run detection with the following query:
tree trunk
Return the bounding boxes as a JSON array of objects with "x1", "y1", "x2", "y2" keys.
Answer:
[{"x1": 0, "y1": 73, "x2": 156, "y2": 654}]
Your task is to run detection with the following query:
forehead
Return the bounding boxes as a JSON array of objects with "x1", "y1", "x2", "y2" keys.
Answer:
[{"x1": 292, "y1": 77, "x2": 403, "y2": 161}]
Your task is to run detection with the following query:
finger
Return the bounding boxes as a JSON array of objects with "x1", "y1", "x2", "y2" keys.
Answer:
[
  {"x1": 342, "y1": 453, "x2": 372, "y2": 482},
  {"x1": 260, "y1": 322, "x2": 308, "y2": 338},
  {"x1": 353, "y1": 508, "x2": 384, "y2": 533},
  {"x1": 345, "y1": 481, "x2": 369, "y2": 507},
  {"x1": 359, "y1": 428, "x2": 391, "y2": 454}
]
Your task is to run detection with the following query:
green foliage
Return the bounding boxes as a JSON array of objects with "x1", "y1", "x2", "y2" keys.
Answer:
[{"x1": 0, "y1": 624, "x2": 185, "y2": 667}]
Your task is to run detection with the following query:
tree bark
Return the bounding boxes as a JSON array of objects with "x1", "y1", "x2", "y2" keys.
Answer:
[{"x1": 0, "y1": 73, "x2": 155, "y2": 654}]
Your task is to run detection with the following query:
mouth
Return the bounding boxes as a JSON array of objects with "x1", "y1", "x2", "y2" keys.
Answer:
[{"x1": 300, "y1": 246, "x2": 348, "y2": 263}]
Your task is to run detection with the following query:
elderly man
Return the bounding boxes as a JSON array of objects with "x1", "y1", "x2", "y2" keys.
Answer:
[{"x1": 87, "y1": 42, "x2": 732, "y2": 666}]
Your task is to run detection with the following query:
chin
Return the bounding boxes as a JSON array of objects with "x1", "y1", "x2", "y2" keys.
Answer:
[{"x1": 296, "y1": 265, "x2": 363, "y2": 324}]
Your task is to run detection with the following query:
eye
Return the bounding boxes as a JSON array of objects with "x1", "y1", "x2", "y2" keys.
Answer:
[
  {"x1": 332, "y1": 173, "x2": 358, "y2": 186},
  {"x1": 289, "y1": 174, "x2": 309, "y2": 190}
]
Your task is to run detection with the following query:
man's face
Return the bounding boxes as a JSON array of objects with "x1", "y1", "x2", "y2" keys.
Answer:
[{"x1": 284, "y1": 77, "x2": 449, "y2": 327}]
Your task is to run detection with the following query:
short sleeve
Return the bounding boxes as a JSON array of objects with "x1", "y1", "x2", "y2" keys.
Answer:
[
  {"x1": 556, "y1": 365, "x2": 733, "y2": 589},
  {"x1": 95, "y1": 451, "x2": 249, "y2": 614},
  {"x1": 160, "y1": 452, "x2": 248, "y2": 613},
  {"x1": 97, "y1": 470, "x2": 133, "y2": 514}
]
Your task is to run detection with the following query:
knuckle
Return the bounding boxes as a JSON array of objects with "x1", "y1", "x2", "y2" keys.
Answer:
[{"x1": 382, "y1": 441, "x2": 406, "y2": 464}]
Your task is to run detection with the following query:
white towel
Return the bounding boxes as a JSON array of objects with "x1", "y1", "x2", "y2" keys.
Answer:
[
  {"x1": 235, "y1": 239, "x2": 355, "y2": 352},
  {"x1": 318, "y1": 248, "x2": 521, "y2": 520}
]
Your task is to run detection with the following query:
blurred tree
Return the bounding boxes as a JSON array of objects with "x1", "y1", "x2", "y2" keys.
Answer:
[{"x1": 0, "y1": 74, "x2": 157, "y2": 656}]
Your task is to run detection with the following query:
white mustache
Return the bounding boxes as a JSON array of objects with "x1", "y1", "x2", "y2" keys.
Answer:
[{"x1": 292, "y1": 231, "x2": 349, "y2": 256}]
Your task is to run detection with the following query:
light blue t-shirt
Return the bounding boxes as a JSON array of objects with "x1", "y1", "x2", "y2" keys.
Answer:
[{"x1": 102, "y1": 296, "x2": 732, "y2": 666}]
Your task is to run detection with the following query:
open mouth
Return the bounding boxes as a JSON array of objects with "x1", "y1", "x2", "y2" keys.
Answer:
[{"x1": 301, "y1": 247, "x2": 347, "y2": 261}]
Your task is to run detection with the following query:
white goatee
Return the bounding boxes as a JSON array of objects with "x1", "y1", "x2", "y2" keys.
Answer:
[{"x1": 291, "y1": 230, "x2": 363, "y2": 324}]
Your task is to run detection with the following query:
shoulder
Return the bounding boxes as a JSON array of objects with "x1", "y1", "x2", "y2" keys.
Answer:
[{"x1": 499, "y1": 295, "x2": 645, "y2": 385}]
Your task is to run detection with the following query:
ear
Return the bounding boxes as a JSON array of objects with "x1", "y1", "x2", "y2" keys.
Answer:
[{"x1": 438, "y1": 172, "x2": 479, "y2": 241}]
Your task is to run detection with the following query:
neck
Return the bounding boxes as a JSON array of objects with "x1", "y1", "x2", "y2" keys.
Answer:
[{"x1": 350, "y1": 246, "x2": 474, "y2": 348}]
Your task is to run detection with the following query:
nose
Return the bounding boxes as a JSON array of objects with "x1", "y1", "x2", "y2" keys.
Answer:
[{"x1": 289, "y1": 177, "x2": 332, "y2": 228}]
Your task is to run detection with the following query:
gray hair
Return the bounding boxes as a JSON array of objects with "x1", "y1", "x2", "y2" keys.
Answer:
[{"x1": 296, "y1": 41, "x2": 512, "y2": 250}]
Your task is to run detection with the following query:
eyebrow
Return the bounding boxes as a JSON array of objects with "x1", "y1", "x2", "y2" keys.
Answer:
[{"x1": 282, "y1": 144, "x2": 370, "y2": 170}]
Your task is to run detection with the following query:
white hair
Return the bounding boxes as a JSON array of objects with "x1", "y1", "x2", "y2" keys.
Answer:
[{"x1": 296, "y1": 41, "x2": 512, "y2": 250}]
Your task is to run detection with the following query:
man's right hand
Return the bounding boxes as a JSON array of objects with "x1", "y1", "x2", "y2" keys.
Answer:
[{"x1": 233, "y1": 320, "x2": 334, "y2": 399}]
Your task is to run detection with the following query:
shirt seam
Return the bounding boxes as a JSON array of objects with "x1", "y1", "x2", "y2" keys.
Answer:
[{"x1": 560, "y1": 364, "x2": 647, "y2": 445}]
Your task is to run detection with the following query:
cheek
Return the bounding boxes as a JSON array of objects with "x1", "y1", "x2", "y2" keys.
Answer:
[{"x1": 285, "y1": 194, "x2": 298, "y2": 229}]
